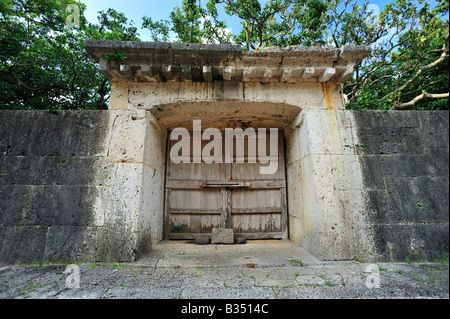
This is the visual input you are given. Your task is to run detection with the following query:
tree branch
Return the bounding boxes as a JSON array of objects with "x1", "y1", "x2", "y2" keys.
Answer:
[
  {"x1": 381, "y1": 32, "x2": 449, "y2": 104},
  {"x1": 0, "y1": 69, "x2": 66, "y2": 91},
  {"x1": 400, "y1": 79, "x2": 448, "y2": 97},
  {"x1": 392, "y1": 92, "x2": 449, "y2": 109}
]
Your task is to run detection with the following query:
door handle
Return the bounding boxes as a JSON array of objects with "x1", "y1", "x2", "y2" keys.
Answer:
[{"x1": 201, "y1": 182, "x2": 250, "y2": 188}]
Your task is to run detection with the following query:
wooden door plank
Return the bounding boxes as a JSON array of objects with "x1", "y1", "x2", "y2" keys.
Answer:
[
  {"x1": 170, "y1": 232, "x2": 284, "y2": 240},
  {"x1": 170, "y1": 209, "x2": 222, "y2": 215},
  {"x1": 166, "y1": 130, "x2": 288, "y2": 240},
  {"x1": 164, "y1": 188, "x2": 171, "y2": 239},
  {"x1": 231, "y1": 208, "x2": 282, "y2": 214},
  {"x1": 234, "y1": 232, "x2": 284, "y2": 239},
  {"x1": 166, "y1": 180, "x2": 285, "y2": 189},
  {"x1": 280, "y1": 187, "x2": 288, "y2": 239}
]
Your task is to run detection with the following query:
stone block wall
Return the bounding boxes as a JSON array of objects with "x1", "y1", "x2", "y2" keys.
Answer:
[
  {"x1": 353, "y1": 111, "x2": 449, "y2": 262},
  {"x1": 0, "y1": 109, "x2": 447, "y2": 264},
  {"x1": 0, "y1": 111, "x2": 111, "y2": 263},
  {"x1": 286, "y1": 110, "x2": 448, "y2": 262},
  {"x1": 0, "y1": 110, "x2": 166, "y2": 264}
]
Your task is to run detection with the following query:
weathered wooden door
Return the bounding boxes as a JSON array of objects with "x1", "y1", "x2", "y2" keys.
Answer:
[{"x1": 164, "y1": 131, "x2": 287, "y2": 240}]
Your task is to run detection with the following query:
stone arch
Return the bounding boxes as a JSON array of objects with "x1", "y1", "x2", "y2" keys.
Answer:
[{"x1": 148, "y1": 101, "x2": 302, "y2": 130}]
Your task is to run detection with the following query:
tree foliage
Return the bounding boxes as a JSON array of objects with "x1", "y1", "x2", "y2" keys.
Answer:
[
  {"x1": 334, "y1": 0, "x2": 449, "y2": 110},
  {"x1": 1, "y1": 0, "x2": 448, "y2": 110},
  {"x1": 144, "y1": 0, "x2": 449, "y2": 110},
  {"x1": 220, "y1": 0, "x2": 330, "y2": 49},
  {"x1": 0, "y1": 0, "x2": 139, "y2": 110}
]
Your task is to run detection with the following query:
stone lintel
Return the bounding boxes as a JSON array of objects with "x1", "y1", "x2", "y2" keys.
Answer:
[{"x1": 84, "y1": 40, "x2": 370, "y2": 84}]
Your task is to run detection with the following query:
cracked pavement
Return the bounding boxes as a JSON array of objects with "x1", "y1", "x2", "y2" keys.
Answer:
[{"x1": 0, "y1": 240, "x2": 448, "y2": 299}]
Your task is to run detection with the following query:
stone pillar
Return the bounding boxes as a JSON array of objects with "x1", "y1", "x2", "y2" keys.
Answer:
[
  {"x1": 286, "y1": 110, "x2": 377, "y2": 261},
  {"x1": 95, "y1": 110, "x2": 167, "y2": 261}
]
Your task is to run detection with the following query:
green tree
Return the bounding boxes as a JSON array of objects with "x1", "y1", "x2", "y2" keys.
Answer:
[
  {"x1": 144, "y1": 0, "x2": 331, "y2": 49},
  {"x1": 143, "y1": 0, "x2": 233, "y2": 44},
  {"x1": 218, "y1": 0, "x2": 330, "y2": 50},
  {"x1": 1, "y1": 0, "x2": 447, "y2": 111},
  {"x1": 1, "y1": 0, "x2": 80, "y2": 109},
  {"x1": 143, "y1": 0, "x2": 448, "y2": 110},
  {"x1": 0, "y1": 0, "x2": 139, "y2": 110},
  {"x1": 333, "y1": 0, "x2": 449, "y2": 110},
  {"x1": 95, "y1": 8, "x2": 140, "y2": 41}
]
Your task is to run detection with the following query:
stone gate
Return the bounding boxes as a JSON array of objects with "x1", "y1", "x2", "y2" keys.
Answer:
[{"x1": 0, "y1": 41, "x2": 447, "y2": 263}]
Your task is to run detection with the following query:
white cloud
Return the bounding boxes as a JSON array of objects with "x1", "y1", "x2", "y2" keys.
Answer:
[{"x1": 200, "y1": 15, "x2": 234, "y2": 44}]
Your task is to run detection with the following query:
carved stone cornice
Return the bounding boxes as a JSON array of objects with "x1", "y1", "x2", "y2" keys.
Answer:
[{"x1": 84, "y1": 41, "x2": 370, "y2": 84}]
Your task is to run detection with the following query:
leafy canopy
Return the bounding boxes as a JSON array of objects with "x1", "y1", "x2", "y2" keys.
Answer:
[
  {"x1": 0, "y1": 0, "x2": 139, "y2": 110},
  {"x1": 1, "y1": 0, "x2": 448, "y2": 110}
]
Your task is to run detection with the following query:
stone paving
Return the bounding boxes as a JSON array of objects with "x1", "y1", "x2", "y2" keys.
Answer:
[{"x1": 0, "y1": 241, "x2": 448, "y2": 300}]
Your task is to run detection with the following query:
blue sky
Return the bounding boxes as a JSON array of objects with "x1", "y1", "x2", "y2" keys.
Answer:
[
  {"x1": 79, "y1": 0, "x2": 429, "y2": 41},
  {"x1": 82, "y1": 0, "x2": 183, "y2": 24},
  {"x1": 81, "y1": 0, "x2": 240, "y2": 40}
]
